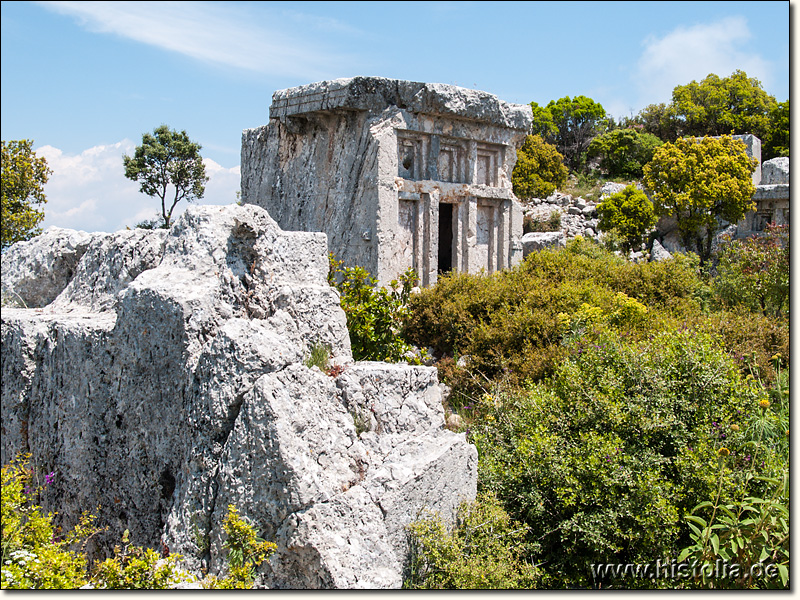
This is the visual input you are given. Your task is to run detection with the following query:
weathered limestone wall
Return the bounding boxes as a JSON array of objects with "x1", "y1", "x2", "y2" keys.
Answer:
[
  {"x1": 1, "y1": 204, "x2": 477, "y2": 588},
  {"x1": 241, "y1": 77, "x2": 532, "y2": 286}
]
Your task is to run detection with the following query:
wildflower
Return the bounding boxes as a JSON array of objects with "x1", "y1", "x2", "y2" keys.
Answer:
[
  {"x1": 730, "y1": 424, "x2": 740, "y2": 432},
  {"x1": 718, "y1": 447, "x2": 730, "y2": 457},
  {"x1": 759, "y1": 399, "x2": 771, "y2": 409},
  {"x1": 44, "y1": 471, "x2": 55, "y2": 485}
]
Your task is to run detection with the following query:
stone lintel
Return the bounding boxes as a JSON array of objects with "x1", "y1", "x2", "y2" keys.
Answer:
[
  {"x1": 754, "y1": 184, "x2": 790, "y2": 202},
  {"x1": 269, "y1": 77, "x2": 532, "y2": 131}
]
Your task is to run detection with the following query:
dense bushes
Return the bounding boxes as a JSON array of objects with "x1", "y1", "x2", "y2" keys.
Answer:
[
  {"x1": 404, "y1": 238, "x2": 706, "y2": 397},
  {"x1": 405, "y1": 494, "x2": 538, "y2": 589},
  {"x1": 328, "y1": 255, "x2": 419, "y2": 362},
  {"x1": 713, "y1": 224, "x2": 789, "y2": 319},
  {"x1": 402, "y1": 231, "x2": 788, "y2": 589},
  {"x1": 469, "y1": 326, "x2": 770, "y2": 587}
]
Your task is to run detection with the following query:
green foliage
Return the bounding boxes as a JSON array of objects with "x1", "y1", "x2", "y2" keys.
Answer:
[
  {"x1": 643, "y1": 135, "x2": 756, "y2": 264},
  {"x1": 1, "y1": 456, "x2": 94, "y2": 588},
  {"x1": 713, "y1": 224, "x2": 789, "y2": 319},
  {"x1": 762, "y1": 100, "x2": 789, "y2": 159},
  {"x1": 528, "y1": 101, "x2": 559, "y2": 141},
  {"x1": 123, "y1": 125, "x2": 208, "y2": 228},
  {"x1": 670, "y1": 70, "x2": 776, "y2": 140},
  {"x1": 544, "y1": 95, "x2": 609, "y2": 171},
  {"x1": 304, "y1": 343, "x2": 331, "y2": 371},
  {"x1": 523, "y1": 210, "x2": 561, "y2": 234},
  {"x1": 2, "y1": 455, "x2": 272, "y2": 589},
  {"x1": 203, "y1": 505, "x2": 276, "y2": 589},
  {"x1": 587, "y1": 128, "x2": 663, "y2": 178},
  {"x1": 512, "y1": 135, "x2": 568, "y2": 200},
  {"x1": 404, "y1": 494, "x2": 539, "y2": 589},
  {"x1": 677, "y1": 362, "x2": 789, "y2": 589},
  {"x1": 1, "y1": 140, "x2": 52, "y2": 250},
  {"x1": 631, "y1": 102, "x2": 682, "y2": 143},
  {"x1": 329, "y1": 255, "x2": 420, "y2": 362},
  {"x1": 404, "y1": 239, "x2": 706, "y2": 399},
  {"x1": 471, "y1": 326, "x2": 768, "y2": 587},
  {"x1": 596, "y1": 185, "x2": 657, "y2": 253},
  {"x1": 91, "y1": 530, "x2": 187, "y2": 589}
]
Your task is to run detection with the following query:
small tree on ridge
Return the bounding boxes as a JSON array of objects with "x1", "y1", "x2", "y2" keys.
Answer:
[{"x1": 123, "y1": 125, "x2": 208, "y2": 228}]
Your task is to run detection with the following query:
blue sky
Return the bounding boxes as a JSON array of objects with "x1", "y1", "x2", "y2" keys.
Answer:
[{"x1": 1, "y1": 1, "x2": 792, "y2": 233}]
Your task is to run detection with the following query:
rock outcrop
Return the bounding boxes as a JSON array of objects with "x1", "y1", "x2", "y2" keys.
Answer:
[{"x1": 1, "y1": 203, "x2": 477, "y2": 588}]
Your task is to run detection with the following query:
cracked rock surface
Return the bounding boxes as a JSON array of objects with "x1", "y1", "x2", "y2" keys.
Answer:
[{"x1": 1, "y1": 203, "x2": 477, "y2": 588}]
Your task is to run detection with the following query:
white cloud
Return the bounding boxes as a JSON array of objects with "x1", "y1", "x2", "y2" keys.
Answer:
[
  {"x1": 634, "y1": 16, "x2": 772, "y2": 107},
  {"x1": 37, "y1": 141, "x2": 239, "y2": 233},
  {"x1": 35, "y1": 1, "x2": 363, "y2": 80}
]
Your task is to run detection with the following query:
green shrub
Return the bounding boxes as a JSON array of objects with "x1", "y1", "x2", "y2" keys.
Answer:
[
  {"x1": 677, "y1": 361, "x2": 789, "y2": 589},
  {"x1": 471, "y1": 326, "x2": 769, "y2": 587},
  {"x1": 596, "y1": 185, "x2": 657, "y2": 253},
  {"x1": 587, "y1": 128, "x2": 664, "y2": 178},
  {"x1": 203, "y1": 505, "x2": 277, "y2": 589},
  {"x1": 713, "y1": 224, "x2": 789, "y2": 319},
  {"x1": 512, "y1": 135, "x2": 568, "y2": 200},
  {"x1": 405, "y1": 493, "x2": 539, "y2": 589},
  {"x1": 91, "y1": 531, "x2": 187, "y2": 589},
  {"x1": 404, "y1": 239, "x2": 706, "y2": 398},
  {"x1": 329, "y1": 255, "x2": 419, "y2": 362}
]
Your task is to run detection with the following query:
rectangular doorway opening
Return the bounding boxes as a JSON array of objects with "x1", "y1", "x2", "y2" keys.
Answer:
[{"x1": 438, "y1": 203, "x2": 453, "y2": 274}]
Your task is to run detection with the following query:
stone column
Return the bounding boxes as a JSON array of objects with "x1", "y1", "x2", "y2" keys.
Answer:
[{"x1": 422, "y1": 191, "x2": 440, "y2": 287}]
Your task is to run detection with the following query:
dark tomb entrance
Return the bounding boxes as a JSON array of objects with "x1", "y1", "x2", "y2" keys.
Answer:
[{"x1": 438, "y1": 203, "x2": 453, "y2": 274}]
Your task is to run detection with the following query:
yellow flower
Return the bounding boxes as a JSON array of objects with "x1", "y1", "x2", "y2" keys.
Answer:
[
  {"x1": 718, "y1": 447, "x2": 730, "y2": 457},
  {"x1": 759, "y1": 399, "x2": 771, "y2": 409},
  {"x1": 730, "y1": 424, "x2": 740, "y2": 432}
]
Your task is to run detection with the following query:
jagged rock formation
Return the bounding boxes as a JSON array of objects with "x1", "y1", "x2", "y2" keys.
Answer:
[{"x1": 1, "y1": 203, "x2": 477, "y2": 589}]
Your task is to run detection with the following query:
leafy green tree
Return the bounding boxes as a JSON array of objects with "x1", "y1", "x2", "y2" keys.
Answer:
[
  {"x1": 587, "y1": 128, "x2": 664, "y2": 178},
  {"x1": 123, "y1": 125, "x2": 208, "y2": 228},
  {"x1": 762, "y1": 99, "x2": 789, "y2": 159},
  {"x1": 544, "y1": 96, "x2": 608, "y2": 171},
  {"x1": 643, "y1": 135, "x2": 756, "y2": 264},
  {"x1": 596, "y1": 185, "x2": 657, "y2": 253},
  {"x1": 713, "y1": 224, "x2": 789, "y2": 319},
  {"x1": 670, "y1": 70, "x2": 776, "y2": 140},
  {"x1": 528, "y1": 101, "x2": 558, "y2": 141},
  {"x1": 635, "y1": 102, "x2": 682, "y2": 143},
  {"x1": 1, "y1": 140, "x2": 52, "y2": 250},
  {"x1": 512, "y1": 135, "x2": 568, "y2": 200}
]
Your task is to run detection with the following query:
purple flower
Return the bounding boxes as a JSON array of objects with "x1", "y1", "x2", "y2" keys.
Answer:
[
  {"x1": 24, "y1": 485, "x2": 32, "y2": 495},
  {"x1": 45, "y1": 471, "x2": 55, "y2": 485}
]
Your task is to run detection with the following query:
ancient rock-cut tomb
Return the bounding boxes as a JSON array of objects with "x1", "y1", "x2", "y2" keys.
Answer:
[{"x1": 241, "y1": 77, "x2": 533, "y2": 286}]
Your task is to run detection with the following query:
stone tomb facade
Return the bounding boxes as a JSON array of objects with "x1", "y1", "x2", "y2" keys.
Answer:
[{"x1": 240, "y1": 77, "x2": 533, "y2": 286}]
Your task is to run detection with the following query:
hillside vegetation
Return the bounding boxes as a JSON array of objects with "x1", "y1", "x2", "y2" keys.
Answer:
[{"x1": 399, "y1": 229, "x2": 788, "y2": 589}]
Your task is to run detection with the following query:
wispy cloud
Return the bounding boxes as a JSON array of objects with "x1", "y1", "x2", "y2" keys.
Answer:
[
  {"x1": 37, "y1": 141, "x2": 238, "y2": 233},
  {"x1": 634, "y1": 16, "x2": 772, "y2": 106},
  {"x1": 35, "y1": 1, "x2": 365, "y2": 80}
]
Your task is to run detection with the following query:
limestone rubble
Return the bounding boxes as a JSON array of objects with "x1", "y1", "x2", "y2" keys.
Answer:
[{"x1": 1, "y1": 203, "x2": 477, "y2": 588}]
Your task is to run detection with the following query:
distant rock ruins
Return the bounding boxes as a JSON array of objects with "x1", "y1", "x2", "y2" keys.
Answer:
[
  {"x1": 1, "y1": 204, "x2": 477, "y2": 588},
  {"x1": 241, "y1": 77, "x2": 533, "y2": 286}
]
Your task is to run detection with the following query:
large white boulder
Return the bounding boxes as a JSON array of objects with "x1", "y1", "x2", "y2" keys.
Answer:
[{"x1": 1, "y1": 203, "x2": 477, "y2": 588}]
